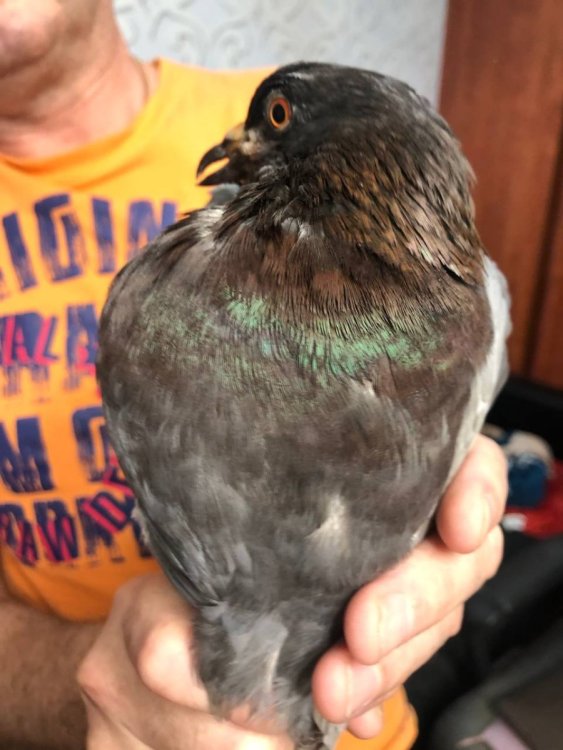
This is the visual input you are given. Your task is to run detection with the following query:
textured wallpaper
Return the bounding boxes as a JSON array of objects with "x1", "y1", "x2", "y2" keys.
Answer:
[{"x1": 114, "y1": 0, "x2": 447, "y2": 104}]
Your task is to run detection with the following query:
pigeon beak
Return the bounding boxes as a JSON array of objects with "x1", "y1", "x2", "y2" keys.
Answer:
[
  {"x1": 197, "y1": 122, "x2": 249, "y2": 186},
  {"x1": 197, "y1": 143, "x2": 229, "y2": 176}
]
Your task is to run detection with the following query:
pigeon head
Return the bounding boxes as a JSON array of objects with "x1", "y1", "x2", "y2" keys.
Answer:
[
  {"x1": 197, "y1": 62, "x2": 482, "y2": 283},
  {"x1": 198, "y1": 61, "x2": 464, "y2": 185},
  {"x1": 197, "y1": 62, "x2": 394, "y2": 186}
]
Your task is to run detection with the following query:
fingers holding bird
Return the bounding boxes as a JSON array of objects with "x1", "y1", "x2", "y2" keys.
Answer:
[
  {"x1": 347, "y1": 605, "x2": 464, "y2": 740},
  {"x1": 315, "y1": 602, "x2": 463, "y2": 737},
  {"x1": 312, "y1": 530, "x2": 502, "y2": 727},
  {"x1": 312, "y1": 436, "x2": 508, "y2": 734}
]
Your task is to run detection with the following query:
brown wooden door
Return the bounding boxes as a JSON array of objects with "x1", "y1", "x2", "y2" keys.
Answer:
[{"x1": 440, "y1": 0, "x2": 563, "y2": 388}]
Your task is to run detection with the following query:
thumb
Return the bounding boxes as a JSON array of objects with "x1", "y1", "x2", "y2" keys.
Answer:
[{"x1": 121, "y1": 573, "x2": 209, "y2": 709}]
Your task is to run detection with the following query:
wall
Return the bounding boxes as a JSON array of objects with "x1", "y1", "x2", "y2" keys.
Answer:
[{"x1": 114, "y1": 0, "x2": 447, "y2": 105}]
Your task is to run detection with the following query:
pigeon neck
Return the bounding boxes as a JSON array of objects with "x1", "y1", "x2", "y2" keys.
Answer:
[{"x1": 220, "y1": 134, "x2": 478, "y2": 287}]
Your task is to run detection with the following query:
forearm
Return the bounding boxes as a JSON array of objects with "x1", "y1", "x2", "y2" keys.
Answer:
[{"x1": 0, "y1": 577, "x2": 100, "y2": 750}]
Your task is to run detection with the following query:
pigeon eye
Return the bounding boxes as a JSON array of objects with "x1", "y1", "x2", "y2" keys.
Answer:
[{"x1": 267, "y1": 96, "x2": 292, "y2": 131}]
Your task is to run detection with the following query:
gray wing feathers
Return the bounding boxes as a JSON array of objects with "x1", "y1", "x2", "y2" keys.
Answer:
[{"x1": 449, "y1": 256, "x2": 511, "y2": 480}]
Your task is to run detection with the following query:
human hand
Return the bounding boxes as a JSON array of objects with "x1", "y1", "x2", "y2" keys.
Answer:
[
  {"x1": 312, "y1": 434, "x2": 508, "y2": 739},
  {"x1": 78, "y1": 573, "x2": 293, "y2": 750}
]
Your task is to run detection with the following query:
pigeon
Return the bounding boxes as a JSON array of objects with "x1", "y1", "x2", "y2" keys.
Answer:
[{"x1": 97, "y1": 62, "x2": 511, "y2": 749}]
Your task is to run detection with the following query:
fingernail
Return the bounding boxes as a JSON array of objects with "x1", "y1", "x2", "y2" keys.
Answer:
[{"x1": 346, "y1": 663, "x2": 382, "y2": 718}]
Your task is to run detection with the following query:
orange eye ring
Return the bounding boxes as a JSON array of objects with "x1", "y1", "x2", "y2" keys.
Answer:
[{"x1": 267, "y1": 96, "x2": 292, "y2": 131}]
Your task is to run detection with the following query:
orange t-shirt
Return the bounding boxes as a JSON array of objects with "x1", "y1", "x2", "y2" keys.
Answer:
[{"x1": 0, "y1": 58, "x2": 416, "y2": 749}]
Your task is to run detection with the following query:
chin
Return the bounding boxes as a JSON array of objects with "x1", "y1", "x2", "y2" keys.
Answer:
[{"x1": 0, "y1": 0, "x2": 75, "y2": 76}]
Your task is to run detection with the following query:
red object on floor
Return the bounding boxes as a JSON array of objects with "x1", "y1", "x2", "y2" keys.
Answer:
[{"x1": 504, "y1": 461, "x2": 563, "y2": 537}]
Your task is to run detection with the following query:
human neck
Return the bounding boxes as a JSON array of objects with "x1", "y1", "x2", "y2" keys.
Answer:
[{"x1": 0, "y1": 16, "x2": 154, "y2": 160}]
